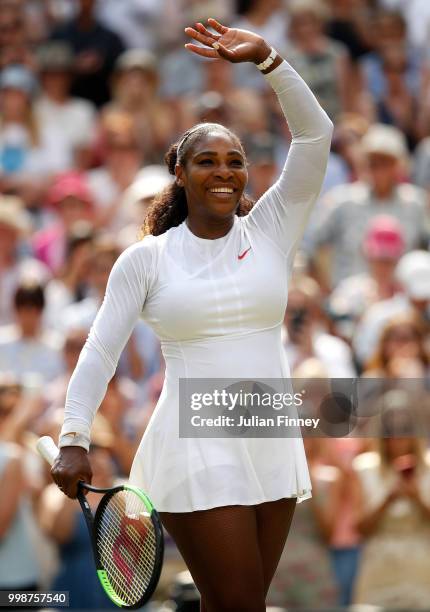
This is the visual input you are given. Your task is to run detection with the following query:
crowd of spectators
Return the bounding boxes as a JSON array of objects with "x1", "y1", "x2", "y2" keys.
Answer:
[{"x1": 1, "y1": 0, "x2": 430, "y2": 610}]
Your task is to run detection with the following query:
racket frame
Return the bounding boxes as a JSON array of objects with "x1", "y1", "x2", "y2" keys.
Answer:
[{"x1": 77, "y1": 482, "x2": 164, "y2": 609}]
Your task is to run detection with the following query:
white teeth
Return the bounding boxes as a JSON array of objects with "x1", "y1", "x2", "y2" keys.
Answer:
[{"x1": 210, "y1": 188, "x2": 233, "y2": 193}]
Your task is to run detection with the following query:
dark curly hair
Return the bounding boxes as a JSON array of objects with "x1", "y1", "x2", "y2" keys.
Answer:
[{"x1": 141, "y1": 123, "x2": 254, "y2": 237}]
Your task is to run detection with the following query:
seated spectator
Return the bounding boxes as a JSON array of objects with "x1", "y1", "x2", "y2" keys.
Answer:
[
  {"x1": 32, "y1": 171, "x2": 94, "y2": 274},
  {"x1": 0, "y1": 438, "x2": 40, "y2": 593},
  {"x1": 363, "y1": 314, "x2": 429, "y2": 379},
  {"x1": 377, "y1": 0, "x2": 430, "y2": 52},
  {"x1": 323, "y1": 437, "x2": 365, "y2": 607},
  {"x1": 59, "y1": 237, "x2": 153, "y2": 391},
  {"x1": 86, "y1": 111, "x2": 142, "y2": 231},
  {"x1": 374, "y1": 45, "x2": 419, "y2": 149},
  {"x1": 309, "y1": 124, "x2": 427, "y2": 287},
  {"x1": 0, "y1": 64, "x2": 42, "y2": 181},
  {"x1": 34, "y1": 41, "x2": 97, "y2": 171},
  {"x1": 104, "y1": 49, "x2": 174, "y2": 164},
  {"x1": 0, "y1": 62, "x2": 82, "y2": 180},
  {"x1": 352, "y1": 395, "x2": 430, "y2": 608},
  {"x1": 354, "y1": 250, "x2": 430, "y2": 366},
  {"x1": 328, "y1": 215, "x2": 405, "y2": 330},
  {"x1": 360, "y1": 10, "x2": 423, "y2": 103},
  {"x1": 323, "y1": 113, "x2": 369, "y2": 192},
  {"x1": 0, "y1": 195, "x2": 48, "y2": 326},
  {"x1": 0, "y1": 372, "x2": 44, "y2": 445},
  {"x1": 0, "y1": 281, "x2": 64, "y2": 384},
  {"x1": 326, "y1": 0, "x2": 372, "y2": 64},
  {"x1": 286, "y1": 0, "x2": 353, "y2": 120},
  {"x1": 283, "y1": 276, "x2": 356, "y2": 377},
  {"x1": 59, "y1": 236, "x2": 120, "y2": 331},
  {"x1": 43, "y1": 222, "x2": 95, "y2": 330},
  {"x1": 50, "y1": 0, "x2": 125, "y2": 108},
  {"x1": 0, "y1": 2, "x2": 34, "y2": 69}
]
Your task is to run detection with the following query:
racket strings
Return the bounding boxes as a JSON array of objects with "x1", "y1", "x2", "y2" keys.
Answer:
[
  {"x1": 95, "y1": 490, "x2": 158, "y2": 606},
  {"x1": 97, "y1": 495, "x2": 157, "y2": 603}
]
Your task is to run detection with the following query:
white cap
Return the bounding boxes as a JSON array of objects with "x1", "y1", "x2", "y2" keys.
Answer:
[
  {"x1": 362, "y1": 124, "x2": 408, "y2": 160},
  {"x1": 395, "y1": 250, "x2": 430, "y2": 300},
  {"x1": 122, "y1": 165, "x2": 172, "y2": 220}
]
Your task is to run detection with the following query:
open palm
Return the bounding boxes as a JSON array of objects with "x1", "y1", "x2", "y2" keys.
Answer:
[{"x1": 185, "y1": 18, "x2": 270, "y2": 64}]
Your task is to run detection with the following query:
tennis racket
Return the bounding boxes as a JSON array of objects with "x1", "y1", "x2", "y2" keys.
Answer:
[{"x1": 37, "y1": 436, "x2": 164, "y2": 609}]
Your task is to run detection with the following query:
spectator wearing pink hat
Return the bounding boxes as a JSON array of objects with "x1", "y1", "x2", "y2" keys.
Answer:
[
  {"x1": 354, "y1": 249, "x2": 430, "y2": 366},
  {"x1": 32, "y1": 172, "x2": 94, "y2": 273},
  {"x1": 329, "y1": 215, "x2": 405, "y2": 332}
]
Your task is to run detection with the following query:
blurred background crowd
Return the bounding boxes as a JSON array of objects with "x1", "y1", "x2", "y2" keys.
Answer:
[{"x1": 1, "y1": 0, "x2": 430, "y2": 610}]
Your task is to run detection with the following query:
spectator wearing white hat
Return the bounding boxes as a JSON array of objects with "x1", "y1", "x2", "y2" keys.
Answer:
[
  {"x1": 353, "y1": 249, "x2": 430, "y2": 367},
  {"x1": 308, "y1": 124, "x2": 428, "y2": 287},
  {"x1": 0, "y1": 195, "x2": 48, "y2": 326},
  {"x1": 118, "y1": 164, "x2": 172, "y2": 248}
]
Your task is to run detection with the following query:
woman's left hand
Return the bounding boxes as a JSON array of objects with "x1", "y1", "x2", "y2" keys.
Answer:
[{"x1": 185, "y1": 18, "x2": 271, "y2": 65}]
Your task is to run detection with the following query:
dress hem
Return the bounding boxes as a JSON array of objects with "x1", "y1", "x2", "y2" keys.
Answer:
[{"x1": 154, "y1": 489, "x2": 312, "y2": 513}]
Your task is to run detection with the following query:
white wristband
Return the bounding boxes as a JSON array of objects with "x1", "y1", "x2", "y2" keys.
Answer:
[
  {"x1": 59, "y1": 431, "x2": 90, "y2": 452},
  {"x1": 256, "y1": 47, "x2": 277, "y2": 71}
]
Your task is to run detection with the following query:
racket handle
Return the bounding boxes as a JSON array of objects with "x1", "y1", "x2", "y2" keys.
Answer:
[{"x1": 37, "y1": 435, "x2": 60, "y2": 466}]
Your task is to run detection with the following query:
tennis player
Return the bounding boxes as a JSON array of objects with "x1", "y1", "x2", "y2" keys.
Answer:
[{"x1": 52, "y1": 19, "x2": 333, "y2": 611}]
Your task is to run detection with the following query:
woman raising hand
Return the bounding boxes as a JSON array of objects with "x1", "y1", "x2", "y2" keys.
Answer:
[{"x1": 52, "y1": 19, "x2": 333, "y2": 612}]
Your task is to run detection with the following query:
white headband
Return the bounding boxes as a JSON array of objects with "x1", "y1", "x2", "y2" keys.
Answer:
[{"x1": 176, "y1": 125, "x2": 204, "y2": 161}]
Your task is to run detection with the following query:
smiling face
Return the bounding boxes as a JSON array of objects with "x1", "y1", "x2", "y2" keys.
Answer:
[{"x1": 175, "y1": 130, "x2": 248, "y2": 228}]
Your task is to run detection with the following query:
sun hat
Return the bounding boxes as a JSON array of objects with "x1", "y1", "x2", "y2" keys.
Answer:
[
  {"x1": 122, "y1": 165, "x2": 172, "y2": 211},
  {"x1": 362, "y1": 124, "x2": 408, "y2": 160}
]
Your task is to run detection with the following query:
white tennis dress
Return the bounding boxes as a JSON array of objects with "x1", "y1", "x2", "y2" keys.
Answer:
[{"x1": 59, "y1": 60, "x2": 333, "y2": 512}]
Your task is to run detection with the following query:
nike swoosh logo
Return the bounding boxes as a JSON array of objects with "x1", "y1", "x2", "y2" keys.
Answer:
[{"x1": 238, "y1": 247, "x2": 251, "y2": 260}]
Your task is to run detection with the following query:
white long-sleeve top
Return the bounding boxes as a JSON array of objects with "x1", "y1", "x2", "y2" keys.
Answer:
[{"x1": 59, "y1": 60, "x2": 332, "y2": 512}]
